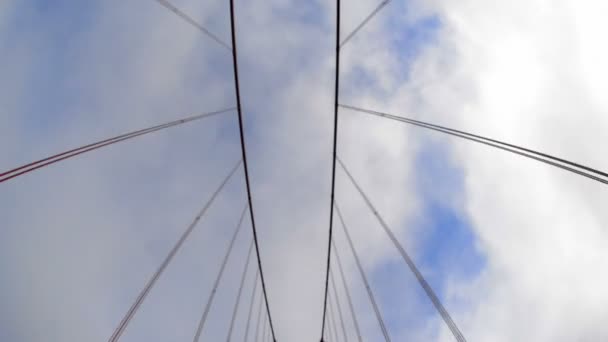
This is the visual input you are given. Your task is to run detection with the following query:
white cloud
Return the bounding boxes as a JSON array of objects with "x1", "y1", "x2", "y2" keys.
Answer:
[
  {"x1": 372, "y1": 0, "x2": 608, "y2": 340},
  {"x1": 4, "y1": 0, "x2": 608, "y2": 341}
]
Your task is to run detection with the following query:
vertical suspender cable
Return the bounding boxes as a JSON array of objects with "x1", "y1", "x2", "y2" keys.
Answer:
[
  {"x1": 253, "y1": 289, "x2": 264, "y2": 342},
  {"x1": 335, "y1": 201, "x2": 391, "y2": 342},
  {"x1": 244, "y1": 271, "x2": 260, "y2": 342},
  {"x1": 108, "y1": 160, "x2": 241, "y2": 342},
  {"x1": 260, "y1": 306, "x2": 268, "y2": 342},
  {"x1": 332, "y1": 239, "x2": 363, "y2": 342},
  {"x1": 328, "y1": 294, "x2": 341, "y2": 342},
  {"x1": 193, "y1": 204, "x2": 249, "y2": 342},
  {"x1": 227, "y1": 239, "x2": 255, "y2": 341},
  {"x1": 330, "y1": 269, "x2": 348, "y2": 341},
  {"x1": 337, "y1": 157, "x2": 467, "y2": 342}
]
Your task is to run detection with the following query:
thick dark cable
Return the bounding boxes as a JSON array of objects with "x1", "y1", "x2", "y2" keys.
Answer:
[
  {"x1": 340, "y1": 104, "x2": 608, "y2": 185},
  {"x1": 193, "y1": 205, "x2": 249, "y2": 342},
  {"x1": 244, "y1": 270, "x2": 260, "y2": 342},
  {"x1": 253, "y1": 288, "x2": 264, "y2": 342},
  {"x1": 332, "y1": 239, "x2": 363, "y2": 342},
  {"x1": 154, "y1": 0, "x2": 232, "y2": 51},
  {"x1": 0, "y1": 108, "x2": 234, "y2": 184},
  {"x1": 338, "y1": 157, "x2": 467, "y2": 342},
  {"x1": 339, "y1": 0, "x2": 391, "y2": 49},
  {"x1": 321, "y1": 0, "x2": 342, "y2": 340},
  {"x1": 227, "y1": 239, "x2": 255, "y2": 342},
  {"x1": 328, "y1": 293, "x2": 341, "y2": 342},
  {"x1": 330, "y1": 269, "x2": 348, "y2": 342},
  {"x1": 228, "y1": 2, "x2": 277, "y2": 340},
  {"x1": 335, "y1": 201, "x2": 391, "y2": 342},
  {"x1": 107, "y1": 160, "x2": 241, "y2": 342}
]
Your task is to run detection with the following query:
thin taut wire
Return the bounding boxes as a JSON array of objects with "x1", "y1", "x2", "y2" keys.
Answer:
[
  {"x1": 107, "y1": 160, "x2": 241, "y2": 342},
  {"x1": 154, "y1": 0, "x2": 232, "y2": 51}
]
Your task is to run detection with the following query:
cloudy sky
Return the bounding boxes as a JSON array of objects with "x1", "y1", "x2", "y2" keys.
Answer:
[{"x1": 2, "y1": 0, "x2": 608, "y2": 341}]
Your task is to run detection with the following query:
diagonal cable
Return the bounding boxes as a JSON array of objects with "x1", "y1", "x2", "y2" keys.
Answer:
[
  {"x1": 193, "y1": 204, "x2": 249, "y2": 342},
  {"x1": 332, "y1": 239, "x2": 363, "y2": 342},
  {"x1": 321, "y1": 0, "x2": 342, "y2": 339},
  {"x1": 243, "y1": 270, "x2": 260, "y2": 342},
  {"x1": 330, "y1": 269, "x2": 348, "y2": 342},
  {"x1": 260, "y1": 306, "x2": 268, "y2": 342},
  {"x1": 338, "y1": 156, "x2": 467, "y2": 342},
  {"x1": 340, "y1": 104, "x2": 608, "y2": 185},
  {"x1": 0, "y1": 108, "x2": 234, "y2": 184},
  {"x1": 253, "y1": 287, "x2": 264, "y2": 342},
  {"x1": 154, "y1": 0, "x2": 232, "y2": 51},
  {"x1": 340, "y1": 0, "x2": 391, "y2": 49},
  {"x1": 227, "y1": 239, "x2": 255, "y2": 342},
  {"x1": 228, "y1": 1, "x2": 277, "y2": 340},
  {"x1": 335, "y1": 201, "x2": 391, "y2": 342},
  {"x1": 328, "y1": 292, "x2": 341, "y2": 342},
  {"x1": 108, "y1": 159, "x2": 241, "y2": 342}
]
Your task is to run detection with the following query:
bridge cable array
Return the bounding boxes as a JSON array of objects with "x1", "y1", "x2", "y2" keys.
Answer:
[{"x1": 5, "y1": 0, "x2": 608, "y2": 340}]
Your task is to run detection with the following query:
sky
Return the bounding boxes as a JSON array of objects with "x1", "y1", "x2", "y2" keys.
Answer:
[{"x1": 1, "y1": 0, "x2": 608, "y2": 341}]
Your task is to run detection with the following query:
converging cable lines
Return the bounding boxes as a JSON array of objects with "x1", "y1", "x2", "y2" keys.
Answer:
[
  {"x1": 321, "y1": 0, "x2": 342, "y2": 339},
  {"x1": 340, "y1": 104, "x2": 608, "y2": 185},
  {"x1": 335, "y1": 201, "x2": 391, "y2": 342},
  {"x1": 328, "y1": 294, "x2": 340, "y2": 342},
  {"x1": 339, "y1": 0, "x2": 391, "y2": 49},
  {"x1": 254, "y1": 287, "x2": 264, "y2": 342},
  {"x1": 243, "y1": 269, "x2": 260, "y2": 342},
  {"x1": 228, "y1": 1, "x2": 277, "y2": 340},
  {"x1": 193, "y1": 204, "x2": 248, "y2": 342},
  {"x1": 330, "y1": 269, "x2": 348, "y2": 342},
  {"x1": 107, "y1": 160, "x2": 242, "y2": 342},
  {"x1": 154, "y1": 0, "x2": 232, "y2": 51},
  {"x1": 338, "y1": 157, "x2": 467, "y2": 342},
  {"x1": 226, "y1": 239, "x2": 255, "y2": 342},
  {"x1": 332, "y1": 239, "x2": 363, "y2": 342},
  {"x1": 0, "y1": 108, "x2": 234, "y2": 184}
]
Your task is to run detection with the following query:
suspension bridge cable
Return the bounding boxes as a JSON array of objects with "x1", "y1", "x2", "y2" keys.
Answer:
[
  {"x1": 325, "y1": 309, "x2": 334, "y2": 342},
  {"x1": 321, "y1": 0, "x2": 342, "y2": 339},
  {"x1": 335, "y1": 201, "x2": 391, "y2": 342},
  {"x1": 330, "y1": 269, "x2": 348, "y2": 342},
  {"x1": 332, "y1": 239, "x2": 363, "y2": 342},
  {"x1": 323, "y1": 310, "x2": 328, "y2": 342},
  {"x1": 227, "y1": 239, "x2": 255, "y2": 342},
  {"x1": 339, "y1": 104, "x2": 608, "y2": 185},
  {"x1": 107, "y1": 160, "x2": 241, "y2": 342},
  {"x1": 339, "y1": 0, "x2": 391, "y2": 49},
  {"x1": 261, "y1": 306, "x2": 268, "y2": 342},
  {"x1": 253, "y1": 287, "x2": 264, "y2": 342},
  {"x1": 193, "y1": 204, "x2": 249, "y2": 342},
  {"x1": 244, "y1": 270, "x2": 260, "y2": 342},
  {"x1": 228, "y1": 2, "x2": 277, "y2": 340},
  {"x1": 154, "y1": 0, "x2": 232, "y2": 51},
  {"x1": 337, "y1": 157, "x2": 467, "y2": 342},
  {"x1": 0, "y1": 108, "x2": 234, "y2": 184},
  {"x1": 328, "y1": 293, "x2": 341, "y2": 342}
]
